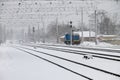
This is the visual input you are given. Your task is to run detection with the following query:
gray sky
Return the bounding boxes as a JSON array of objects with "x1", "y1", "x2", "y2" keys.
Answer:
[{"x1": 0, "y1": 0, "x2": 120, "y2": 29}]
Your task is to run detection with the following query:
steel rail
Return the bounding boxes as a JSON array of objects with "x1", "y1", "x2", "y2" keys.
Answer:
[
  {"x1": 14, "y1": 47, "x2": 93, "y2": 80},
  {"x1": 13, "y1": 46, "x2": 120, "y2": 78},
  {"x1": 25, "y1": 44, "x2": 120, "y2": 62}
]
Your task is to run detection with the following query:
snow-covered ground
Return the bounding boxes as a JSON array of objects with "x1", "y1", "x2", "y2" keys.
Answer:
[
  {"x1": 0, "y1": 45, "x2": 86, "y2": 80},
  {"x1": 79, "y1": 41, "x2": 120, "y2": 50},
  {"x1": 0, "y1": 43, "x2": 120, "y2": 80},
  {"x1": 80, "y1": 41, "x2": 114, "y2": 48},
  {"x1": 14, "y1": 44, "x2": 120, "y2": 79}
]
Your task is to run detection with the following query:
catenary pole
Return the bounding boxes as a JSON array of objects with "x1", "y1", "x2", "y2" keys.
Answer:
[
  {"x1": 81, "y1": 7, "x2": 84, "y2": 43},
  {"x1": 56, "y1": 16, "x2": 59, "y2": 43},
  {"x1": 95, "y1": 10, "x2": 98, "y2": 45}
]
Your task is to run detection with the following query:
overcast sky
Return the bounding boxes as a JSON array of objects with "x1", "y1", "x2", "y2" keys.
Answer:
[{"x1": 0, "y1": 0, "x2": 120, "y2": 29}]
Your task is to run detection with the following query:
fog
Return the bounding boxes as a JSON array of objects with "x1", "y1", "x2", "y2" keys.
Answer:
[{"x1": 0, "y1": 0, "x2": 120, "y2": 43}]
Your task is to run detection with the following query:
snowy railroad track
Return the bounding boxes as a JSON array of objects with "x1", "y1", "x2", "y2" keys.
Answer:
[
  {"x1": 12, "y1": 45, "x2": 120, "y2": 80},
  {"x1": 39, "y1": 43, "x2": 120, "y2": 53},
  {"x1": 24, "y1": 44, "x2": 120, "y2": 62},
  {"x1": 13, "y1": 46, "x2": 93, "y2": 80}
]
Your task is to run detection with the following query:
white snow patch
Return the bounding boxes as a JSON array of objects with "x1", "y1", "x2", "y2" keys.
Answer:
[{"x1": 80, "y1": 41, "x2": 113, "y2": 48}]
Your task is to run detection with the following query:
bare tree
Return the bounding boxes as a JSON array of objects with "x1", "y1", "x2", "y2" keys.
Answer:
[{"x1": 46, "y1": 22, "x2": 77, "y2": 42}]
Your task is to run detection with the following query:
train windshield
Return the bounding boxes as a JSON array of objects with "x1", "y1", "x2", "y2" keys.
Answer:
[{"x1": 73, "y1": 35, "x2": 80, "y2": 40}]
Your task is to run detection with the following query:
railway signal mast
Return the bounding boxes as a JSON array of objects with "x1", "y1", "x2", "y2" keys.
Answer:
[
  {"x1": 70, "y1": 21, "x2": 73, "y2": 45},
  {"x1": 32, "y1": 27, "x2": 35, "y2": 43}
]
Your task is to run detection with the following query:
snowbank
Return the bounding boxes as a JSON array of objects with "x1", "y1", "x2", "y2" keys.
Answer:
[{"x1": 80, "y1": 41, "x2": 114, "y2": 48}]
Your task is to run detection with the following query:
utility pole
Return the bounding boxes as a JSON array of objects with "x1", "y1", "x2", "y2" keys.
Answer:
[
  {"x1": 89, "y1": 20, "x2": 91, "y2": 41},
  {"x1": 95, "y1": 10, "x2": 98, "y2": 45},
  {"x1": 41, "y1": 16, "x2": 45, "y2": 43},
  {"x1": 38, "y1": 22, "x2": 40, "y2": 42},
  {"x1": 81, "y1": 7, "x2": 84, "y2": 43},
  {"x1": 3, "y1": 25, "x2": 6, "y2": 43},
  {"x1": 56, "y1": 16, "x2": 59, "y2": 43},
  {"x1": 70, "y1": 21, "x2": 73, "y2": 45},
  {"x1": 33, "y1": 27, "x2": 35, "y2": 43}
]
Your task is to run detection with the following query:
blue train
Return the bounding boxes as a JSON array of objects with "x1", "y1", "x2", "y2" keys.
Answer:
[{"x1": 64, "y1": 33, "x2": 81, "y2": 45}]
